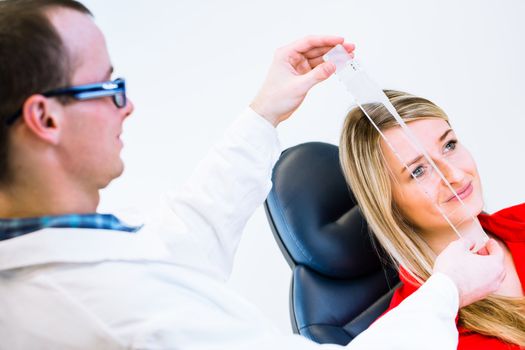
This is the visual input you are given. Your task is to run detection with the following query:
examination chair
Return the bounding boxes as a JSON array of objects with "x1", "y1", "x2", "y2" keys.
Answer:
[{"x1": 264, "y1": 142, "x2": 400, "y2": 345}]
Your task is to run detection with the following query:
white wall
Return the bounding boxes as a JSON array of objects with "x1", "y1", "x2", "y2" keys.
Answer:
[{"x1": 85, "y1": 0, "x2": 525, "y2": 333}]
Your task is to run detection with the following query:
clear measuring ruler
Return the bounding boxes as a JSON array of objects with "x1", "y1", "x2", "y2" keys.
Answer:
[{"x1": 324, "y1": 44, "x2": 488, "y2": 252}]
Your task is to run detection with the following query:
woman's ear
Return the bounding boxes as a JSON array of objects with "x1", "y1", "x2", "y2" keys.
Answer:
[{"x1": 21, "y1": 95, "x2": 62, "y2": 145}]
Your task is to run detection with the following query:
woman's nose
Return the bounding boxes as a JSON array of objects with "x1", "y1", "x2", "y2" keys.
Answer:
[{"x1": 437, "y1": 159, "x2": 465, "y2": 184}]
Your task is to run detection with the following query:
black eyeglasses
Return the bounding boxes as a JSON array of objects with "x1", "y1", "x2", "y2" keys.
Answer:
[{"x1": 5, "y1": 78, "x2": 127, "y2": 126}]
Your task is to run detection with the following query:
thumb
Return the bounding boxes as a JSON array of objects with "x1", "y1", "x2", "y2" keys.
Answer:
[
  {"x1": 301, "y1": 61, "x2": 336, "y2": 90},
  {"x1": 456, "y1": 237, "x2": 475, "y2": 251},
  {"x1": 485, "y1": 239, "x2": 504, "y2": 259}
]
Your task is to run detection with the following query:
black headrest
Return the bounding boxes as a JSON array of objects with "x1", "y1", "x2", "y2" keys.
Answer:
[{"x1": 265, "y1": 142, "x2": 386, "y2": 279}]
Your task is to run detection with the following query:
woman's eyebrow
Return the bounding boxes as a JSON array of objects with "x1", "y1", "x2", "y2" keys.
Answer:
[
  {"x1": 401, "y1": 129, "x2": 456, "y2": 173},
  {"x1": 438, "y1": 129, "x2": 454, "y2": 142},
  {"x1": 401, "y1": 154, "x2": 423, "y2": 173}
]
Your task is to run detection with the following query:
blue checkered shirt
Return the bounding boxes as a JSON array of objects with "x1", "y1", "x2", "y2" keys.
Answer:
[{"x1": 0, "y1": 214, "x2": 142, "y2": 241}]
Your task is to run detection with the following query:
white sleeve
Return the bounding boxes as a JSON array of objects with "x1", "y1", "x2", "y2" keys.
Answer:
[
  {"x1": 345, "y1": 272, "x2": 459, "y2": 350},
  {"x1": 212, "y1": 273, "x2": 459, "y2": 350},
  {"x1": 150, "y1": 108, "x2": 281, "y2": 281}
]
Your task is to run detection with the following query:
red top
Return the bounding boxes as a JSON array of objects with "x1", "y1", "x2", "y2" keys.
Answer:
[{"x1": 385, "y1": 203, "x2": 525, "y2": 350}]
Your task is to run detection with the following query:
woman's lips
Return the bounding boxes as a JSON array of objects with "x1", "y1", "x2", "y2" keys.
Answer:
[{"x1": 446, "y1": 182, "x2": 473, "y2": 202}]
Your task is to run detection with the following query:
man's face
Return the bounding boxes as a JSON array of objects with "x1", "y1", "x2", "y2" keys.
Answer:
[{"x1": 48, "y1": 8, "x2": 134, "y2": 189}]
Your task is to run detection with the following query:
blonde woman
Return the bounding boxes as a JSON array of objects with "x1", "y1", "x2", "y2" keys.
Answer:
[{"x1": 339, "y1": 90, "x2": 524, "y2": 349}]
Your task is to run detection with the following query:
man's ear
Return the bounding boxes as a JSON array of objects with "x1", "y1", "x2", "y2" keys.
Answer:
[{"x1": 21, "y1": 95, "x2": 62, "y2": 145}]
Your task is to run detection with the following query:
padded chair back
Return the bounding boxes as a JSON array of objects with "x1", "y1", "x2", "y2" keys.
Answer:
[{"x1": 265, "y1": 142, "x2": 399, "y2": 345}]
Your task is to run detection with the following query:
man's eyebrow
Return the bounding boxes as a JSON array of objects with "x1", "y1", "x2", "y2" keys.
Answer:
[{"x1": 104, "y1": 66, "x2": 114, "y2": 80}]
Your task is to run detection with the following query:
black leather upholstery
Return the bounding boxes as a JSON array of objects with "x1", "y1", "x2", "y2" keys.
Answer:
[{"x1": 265, "y1": 142, "x2": 399, "y2": 345}]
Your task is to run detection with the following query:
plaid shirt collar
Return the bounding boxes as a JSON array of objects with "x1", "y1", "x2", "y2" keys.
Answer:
[{"x1": 0, "y1": 213, "x2": 142, "y2": 242}]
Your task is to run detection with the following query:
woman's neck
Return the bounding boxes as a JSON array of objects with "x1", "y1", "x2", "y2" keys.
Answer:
[
  {"x1": 422, "y1": 218, "x2": 523, "y2": 297},
  {"x1": 421, "y1": 217, "x2": 487, "y2": 255}
]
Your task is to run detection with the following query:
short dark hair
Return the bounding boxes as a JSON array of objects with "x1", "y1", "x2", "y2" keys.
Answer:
[{"x1": 0, "y1": 0, "x2": 92, "y2": 184}]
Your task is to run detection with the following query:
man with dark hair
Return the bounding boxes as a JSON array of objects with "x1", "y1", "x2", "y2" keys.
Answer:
[
  {"x1": 0, "y1": 0, "x2": 92, "y2": 184},
  {"x1": 0, "y1": 1, "x2": 506, "y2": 349}
]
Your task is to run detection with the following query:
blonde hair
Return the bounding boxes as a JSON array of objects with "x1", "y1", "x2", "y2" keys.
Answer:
[{"x1": 339, "y1": 90, "x2": 525, "y2": 345}]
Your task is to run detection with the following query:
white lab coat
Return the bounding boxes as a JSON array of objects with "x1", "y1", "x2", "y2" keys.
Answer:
[{"x1": 0, "y1": 109, "x2": 458, "y2": 349}]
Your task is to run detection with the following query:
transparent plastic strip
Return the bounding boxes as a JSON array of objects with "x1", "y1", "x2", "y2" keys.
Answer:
[{"x1": 324, "y1": 44, "x2": 488, "y2": 251}]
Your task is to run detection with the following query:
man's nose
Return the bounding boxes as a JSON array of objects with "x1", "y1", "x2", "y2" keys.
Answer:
[{"x1": 122, "y1": 97, "x2": 135, "y2": 119}]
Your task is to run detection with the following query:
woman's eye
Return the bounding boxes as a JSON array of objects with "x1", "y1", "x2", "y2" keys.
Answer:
[
  {"x1": 444, "y1": 139, "x2": 457, "y2": 152},
  {"x1": 411, "y1": 165, "x2": 426, "y2": 179}
]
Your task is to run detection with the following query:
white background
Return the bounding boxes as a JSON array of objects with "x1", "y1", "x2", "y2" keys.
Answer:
[{"x1": 85, "y1": 0, "x2": 525, "y2": 333}]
